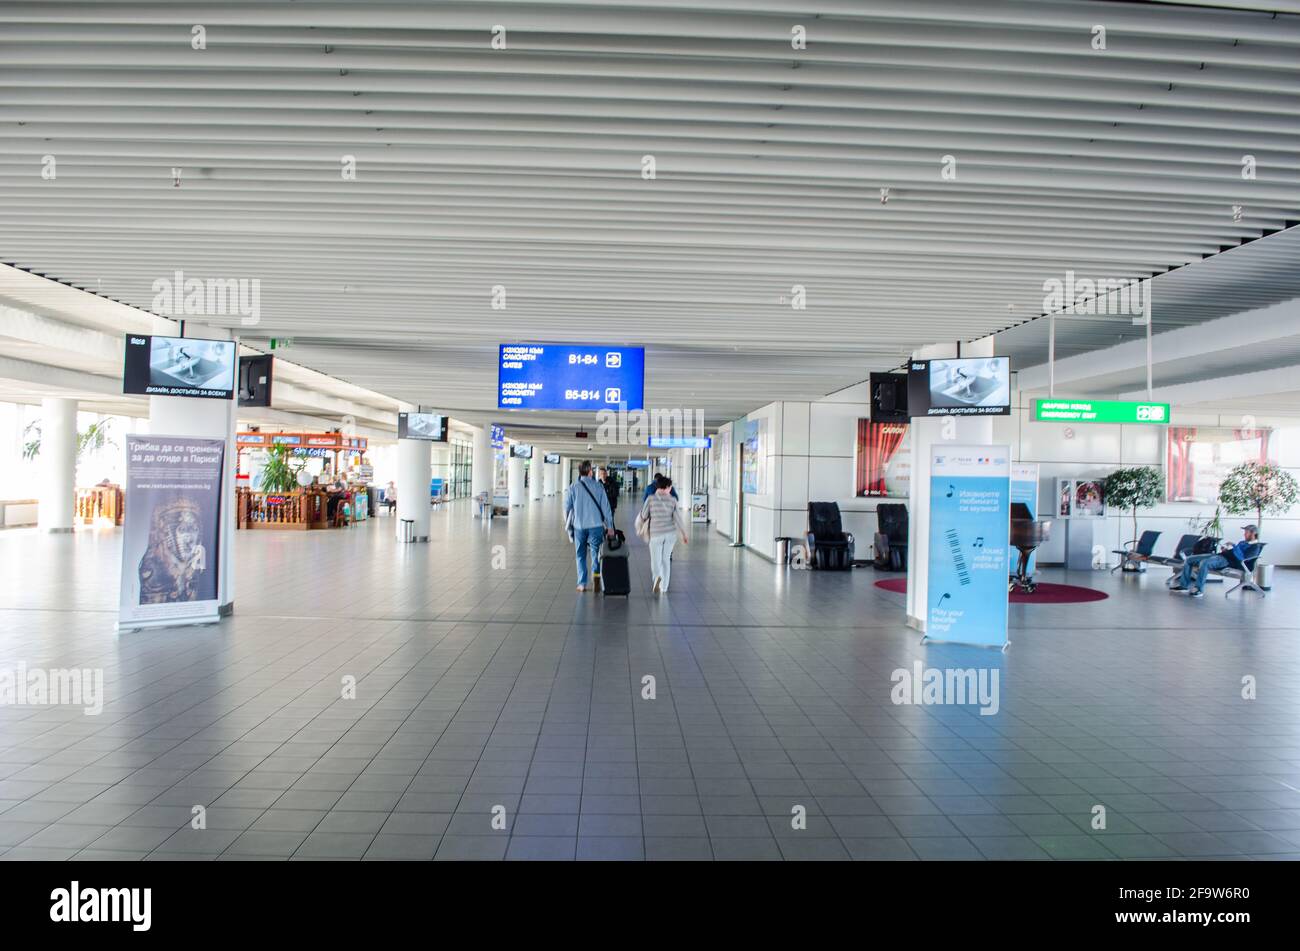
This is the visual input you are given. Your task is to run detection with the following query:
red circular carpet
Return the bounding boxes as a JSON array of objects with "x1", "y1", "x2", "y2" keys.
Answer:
[{"x1": 874, "y1": 578, "x2": 1108, "y2": 604}]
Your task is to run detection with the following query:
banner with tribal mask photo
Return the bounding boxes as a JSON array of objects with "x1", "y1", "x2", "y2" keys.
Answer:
[{"x1": 118, "y1": 434, "x2": 224, "y2": 629}]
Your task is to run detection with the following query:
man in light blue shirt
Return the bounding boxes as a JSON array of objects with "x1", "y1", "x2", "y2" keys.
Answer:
[
  {"x1": 1171, "y1": 524, "x2": 1260, "y2": 598},
  {"x1": 564, "y1": 460, "x2": 615, "y2": 592}
]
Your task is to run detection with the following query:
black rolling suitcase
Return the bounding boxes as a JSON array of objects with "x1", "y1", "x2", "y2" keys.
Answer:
[{"x1": 601, "y1": 530, "x2": 631, "y2": 596}]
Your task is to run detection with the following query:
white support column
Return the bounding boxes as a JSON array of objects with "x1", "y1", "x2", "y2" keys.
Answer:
[
  {"x1": 508, "y1": 454, "x2": 526, "y2": 506},
  {"x1": 471, "y1": 426, "x2": 492, "y2": 515},
  {"x1": 38, "y1": 397, "x2": 77, "y2": 532},
  {"x1": 544, "y1": 456, "x2": 558, "y2": 496},
  {"x1": 529, "y1": 453, "x2": 544, "y2": 501},
  {"x1": 396, "y1": 437, "x2": 431, "y2": 541},
  {"x1": 560, "y1": 457, "x2": 572, "y2": 491},
  {"x1": 672, "y1": 449, "x2": 690, "y2": 493},
  {"x1": 905, "y1": 339, "x2": 996, "y2": 632},
  {"x1": 731, "y1": 419, "x2": 744, "y2": 546}
]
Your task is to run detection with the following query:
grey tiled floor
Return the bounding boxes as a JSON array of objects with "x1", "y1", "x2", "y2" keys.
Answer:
[{"x1": 2, "y1": 497, "x2": 1299, "y2": 861}]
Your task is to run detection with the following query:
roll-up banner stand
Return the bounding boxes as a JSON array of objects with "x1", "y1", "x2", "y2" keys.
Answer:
[
  {"x1": 117, "y1": 435, "x2": 226, "y2": 632},
  {"x1": 1009, "y1": 463, "x2": 1040, "y2": 575},
  {"x1": 690, "y1": 493, "x2": 708, "y2": 523},
  {"x1": 925, "y1": 445, "x2": 1011, "y2": 650}
]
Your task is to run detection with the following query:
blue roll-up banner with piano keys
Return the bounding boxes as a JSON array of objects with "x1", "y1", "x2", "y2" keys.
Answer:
[{"x1": 927, "y1": 446, "x2": 1011, "y2": 648}]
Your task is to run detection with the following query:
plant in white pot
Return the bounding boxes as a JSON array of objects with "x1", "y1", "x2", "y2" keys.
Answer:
[
  {"x1": 1218, "y1": 461, "x2": 1298, "y2": 586},
  {"x1": 1217, "y1": 461, "x2": 1298, "y2": 535},
  {"x1": 1104, "y1": 466, "x2": 1164, "y2": 569}
]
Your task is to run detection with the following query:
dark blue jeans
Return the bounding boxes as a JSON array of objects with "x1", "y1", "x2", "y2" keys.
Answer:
[
  {"x1": 1178, "y1": 553, "x2": 1228, "y2": 593},
  {"x1": 574, "y1": 526, "x2": 604, "y2": 587}
]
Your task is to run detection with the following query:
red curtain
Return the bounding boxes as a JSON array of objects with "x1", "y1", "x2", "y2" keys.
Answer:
[
  {"x1": 1168, "y1": 427, "x2": 1273, "y2": 502},
  {"x1": 856, "y1": 419, "x2": 907, "y2": 497},
  {"x1": 1166, "y1": 427, "x2": 1195, "y2": 501}
]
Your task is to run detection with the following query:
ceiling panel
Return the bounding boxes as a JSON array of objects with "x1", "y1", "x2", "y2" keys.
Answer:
[{"x1": 1, "y1": 0, "x2": 1298, "y2": 432}]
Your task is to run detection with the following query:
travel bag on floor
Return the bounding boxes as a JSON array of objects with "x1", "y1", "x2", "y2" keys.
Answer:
[{"x1": 601, "y1": 530, "x2": 631, "y2": 596}]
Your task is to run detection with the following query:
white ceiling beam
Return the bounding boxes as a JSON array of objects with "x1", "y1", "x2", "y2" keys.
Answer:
[
  {"x1": 0, "y1": 304, "x2": 125, "y2": 365},
  {"x1": 1118, "y1": 362, "x2": 1300, "y2": 405},
  {"x1": 0, "y1": 353, "x2": 127, "y2": 398},
  {"x1": 1018, "y1": 297, "x2": 1300, "y2": 392}
]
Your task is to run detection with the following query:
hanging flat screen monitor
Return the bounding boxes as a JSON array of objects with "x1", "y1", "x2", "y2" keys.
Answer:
[
  {"x1": 648, "y1": 435, "x2": 712, "y2": 449},
  {"x1": 908, "y1": 357, "x2": 1010, "y2": 417},
  {"x1": 123, "y1": 334, "x2": 236, "y2": 399},
  {"x1": 510, "y1": 444, "x2": 533, "y2": 459},
  {"x1": 870, "y1": 371, "x2": 909, "y2": 423},
  {"x1": 397, "y1": 412, "x2": 448, "y2": 441},
  {"x1": 238, "y1": 354, "x2": 273, "y2": 407},
  {"x1": 544, "y1": 452, "x2": 561, "y2": 464},
  {"x1": 498, "y1": 343, "x2": 645, "y2": 411}
]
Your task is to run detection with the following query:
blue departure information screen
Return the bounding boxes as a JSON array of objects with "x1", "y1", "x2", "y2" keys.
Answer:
[
  {"x1": 649, "y1": 436, "x2": 711, "y2": 449},
  {"x1": 498, "y1": 344, "x2": 645, "y2": 411}
]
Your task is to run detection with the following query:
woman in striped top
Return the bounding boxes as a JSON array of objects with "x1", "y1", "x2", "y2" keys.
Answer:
[{"x1": 636, "y1": 475, "x2": 689, "y2": 594}]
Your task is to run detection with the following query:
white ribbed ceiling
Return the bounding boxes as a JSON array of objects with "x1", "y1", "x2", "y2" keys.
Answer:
[{"x1": 2, "y1": 0, "x2": 1299, "y2": 437}]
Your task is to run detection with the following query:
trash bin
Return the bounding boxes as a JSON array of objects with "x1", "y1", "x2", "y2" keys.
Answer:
[
  {"x1": 1256, "y1": 563, "x2": 1274, "y2": 590},
  {"x1": 399, "y1": 518, "x2": 415, "y2": 543},
  {"x1": 775, "y1": 536, "x2": 793, "y2": 565}
]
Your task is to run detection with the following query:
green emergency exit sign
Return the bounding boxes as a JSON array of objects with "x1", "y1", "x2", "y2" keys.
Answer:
[{"x1": 1033, "y1": 398, "x2": 1170, "y2": 425}]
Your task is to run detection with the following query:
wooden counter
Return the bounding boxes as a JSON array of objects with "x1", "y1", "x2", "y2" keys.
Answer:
[{"x1": 236, "y1": 487, "x2": 361, "y2": 530}]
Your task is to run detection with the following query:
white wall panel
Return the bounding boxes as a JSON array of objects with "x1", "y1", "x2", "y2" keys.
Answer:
[
  {"x1": 745, "y1": 505, "x2": 775, "y2": 560},
  {"x1": 990, "y1": 412, "x2": 1019, "y2": 448},
  {"x1": 780, "y1": 401, "x2": 811, "y2": 457},
  {"x1": 1121, "y1": 425, "x2": 1163, "y2": 465},
  {"x1": 808, "y1": 401, "x2": 862, "y2": 457},
  {"x1": 808, "y1": 456, "x2": 855, "y2": 503},
  {"x1": 779, "y1": 510, "x2": 808, "y2": 541},
  {"x1": 1021, "y1": 419, "x2": 1124, "y2": 464},
  {"x1": 778, "y1": 455, "x2": 810, "y2": 510},
  {"x1": 712, "y1": 420, "x2": 738, "y2": 541}
]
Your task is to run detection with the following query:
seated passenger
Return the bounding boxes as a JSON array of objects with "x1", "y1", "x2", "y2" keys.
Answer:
[{"x1": 1171, "y1": 525, "x2": 1260, "y2": 598}]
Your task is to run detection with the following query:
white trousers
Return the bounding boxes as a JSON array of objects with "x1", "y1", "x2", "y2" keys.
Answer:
[{"x1": 649, "y1": 534, "x2": 676, "y2": 591}]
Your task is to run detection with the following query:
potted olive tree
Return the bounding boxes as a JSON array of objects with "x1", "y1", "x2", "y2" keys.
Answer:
[
  {"x1": 1217, "y1": 461, "x2": 1298, "y2": 535},
  {"x1": 1104, "y1": 466, "x2": 1164, "y2": 569},
  {"x1": 1218, "y1": 461, "x2": 1298, "y2": 588}
]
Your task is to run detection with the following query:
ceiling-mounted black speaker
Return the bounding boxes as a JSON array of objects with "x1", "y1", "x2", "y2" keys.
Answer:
[
  {"x1": 238, "y1": 354, "x2": 273, "y2": 407},
  {"x1": 869, "y1": 372, "x2": 908, "y2": 423}
]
